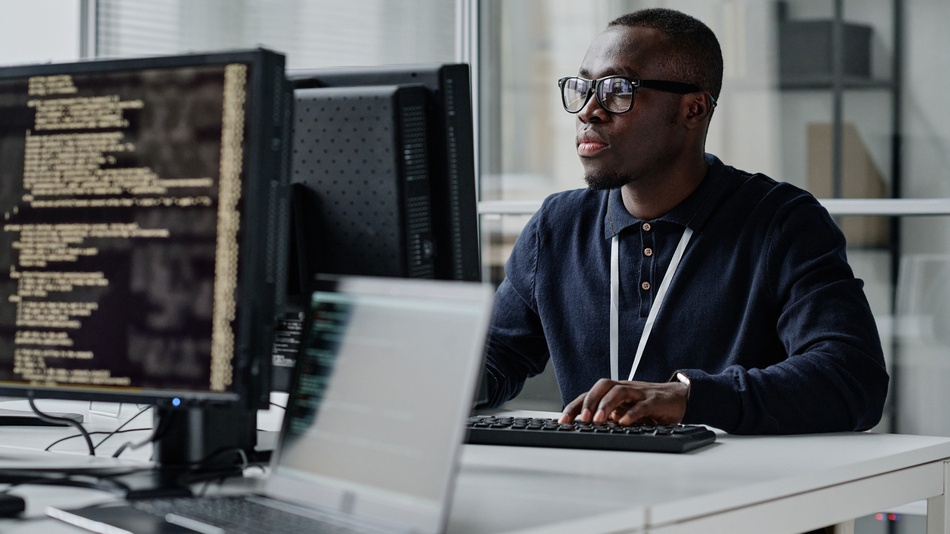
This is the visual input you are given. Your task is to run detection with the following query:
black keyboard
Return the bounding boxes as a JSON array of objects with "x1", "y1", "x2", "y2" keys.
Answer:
[{"x1": 466, "y1": 415, "x2": 716, "y2": 453}]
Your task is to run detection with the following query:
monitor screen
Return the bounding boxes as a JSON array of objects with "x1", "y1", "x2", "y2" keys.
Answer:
[{"x1": 0, "y1": 49, "x2": 292, "y2": 409}]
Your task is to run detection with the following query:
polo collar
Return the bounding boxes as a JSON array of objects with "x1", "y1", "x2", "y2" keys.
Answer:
[{"x1": 603, "y1": 154, "x2": 731, "y2": 240}]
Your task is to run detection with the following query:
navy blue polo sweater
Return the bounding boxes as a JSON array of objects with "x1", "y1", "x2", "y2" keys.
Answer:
[{"x1": 483, "y1": 155, "x2": 889, "y2": 435}]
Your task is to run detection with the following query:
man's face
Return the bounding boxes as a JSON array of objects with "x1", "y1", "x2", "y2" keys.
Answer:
[{"x1": 574, "y1": 26, "x2": 686, "y2": 190}]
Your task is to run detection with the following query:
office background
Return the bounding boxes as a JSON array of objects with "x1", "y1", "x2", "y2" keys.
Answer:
[{"x1": 2, "y1": 0, "x2": 948, "y2": 440}]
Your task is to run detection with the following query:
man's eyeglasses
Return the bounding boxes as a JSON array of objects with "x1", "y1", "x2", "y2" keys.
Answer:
[{"x1": 557, "y1": 75, "x2": 714, "y2": 114}]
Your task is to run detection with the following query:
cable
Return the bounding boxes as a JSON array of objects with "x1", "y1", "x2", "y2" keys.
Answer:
[
  {"x1": 28, "y1": 396, "x2": 95, "y2": 456},
  {"x1": 2, "y1": 446, "x2": 265, "y2": 499},
  {"x1": 0, "y1": 465, "x2": 156, "y2": 496},
  {"x1": 6, "y1": 411, "x2": 259, "y2": 499},
  {"x1": 113, "y1": 406, "x2": 171, "y2": 459},
  {"x1": 95, "y1": 405, "x2": 152, "y2": 452},
  {"x1": 44, "y1": 428, "x2": 150, "y2": 452},
  {"x1": 192, "y1": 448, "x2": 251, "y2": 497},
  {"x1": 41, "y1": 406, "x2": 152, "y2": 453}
]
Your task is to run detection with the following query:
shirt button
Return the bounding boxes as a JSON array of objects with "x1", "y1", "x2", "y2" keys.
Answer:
[
  {"x1": 644, "y1": 247, "x2": 653, "y2": 257},
  {"x1": 641, "y1": 281, "x2": 651, "y2": 291},
  {"x1": 642, "y1": 222, "x2": 652, "y2": 232}
]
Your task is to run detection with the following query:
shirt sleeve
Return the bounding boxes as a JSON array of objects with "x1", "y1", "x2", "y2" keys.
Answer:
[
  {"x1": 680, "y1": 193, "x2": 890, "y2": 434},
  {"x1": 481, "y1": 211, "x2": 552, "y2": 408}
]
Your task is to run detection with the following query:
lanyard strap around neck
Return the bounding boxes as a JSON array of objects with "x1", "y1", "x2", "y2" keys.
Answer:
[{"x1": 609, "y1": 227, "x2": 693, "y2": 381}]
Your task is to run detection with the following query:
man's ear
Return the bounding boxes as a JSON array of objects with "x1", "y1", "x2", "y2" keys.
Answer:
[{"x1": 684, "y1": 93, "x2": 715, "y2": 128}]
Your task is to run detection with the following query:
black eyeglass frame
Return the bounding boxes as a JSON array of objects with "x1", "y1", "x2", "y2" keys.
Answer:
[{"x1": 557, "y1": 75, "x2": 716, "y2": 114}]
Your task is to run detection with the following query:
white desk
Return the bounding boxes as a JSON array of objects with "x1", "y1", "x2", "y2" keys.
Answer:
[
  {"x1": 2, "y1": 408, "x2": 950, "y2": 534},
  {"x1": 448, "y1": 430, "x2": 950, "y2": 534}
]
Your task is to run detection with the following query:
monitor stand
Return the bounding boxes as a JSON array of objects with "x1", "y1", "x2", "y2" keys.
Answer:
[
  {"x1": 110, "y1": 404, "x2": 262, "y2": 499},
  {"x1": 0, "y1": 407, "x2": 84, "y2": 427}
]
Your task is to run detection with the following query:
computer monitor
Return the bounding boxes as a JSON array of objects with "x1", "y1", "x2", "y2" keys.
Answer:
[
  {"x1": 290, "y1": 82, "x2": 437, "y2": 281},
  {"x1": 267, "y1": 64, "x2": 481, "y2": 392},
  {"x1": 0, "y1": 49, "x2": 292, "y2": 489},
  {"x1": 286, "y1": 63, "x2": 480, "y2": 285}
]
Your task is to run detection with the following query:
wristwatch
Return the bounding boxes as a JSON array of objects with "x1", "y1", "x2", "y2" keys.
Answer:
[{"x1": 674, "y1": 371, "x2": 691, "y2": 400}]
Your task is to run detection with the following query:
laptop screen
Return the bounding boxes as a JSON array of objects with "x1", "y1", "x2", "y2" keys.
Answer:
[{"x1": 266, "y1": 276, "x2": 492, "y2": 532}]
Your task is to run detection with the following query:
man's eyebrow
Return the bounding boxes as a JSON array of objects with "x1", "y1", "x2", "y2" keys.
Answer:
[{"x1": 577, "y1": 67, "x2": 639, "y2": 79}]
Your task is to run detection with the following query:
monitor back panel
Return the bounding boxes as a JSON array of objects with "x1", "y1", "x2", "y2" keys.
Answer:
[
  {"x1": 288, "y1": 64, "x2": 480, "y2": 282},
  {"x1": 291, "y1": 85, "x2": 435, "y2": 280}
]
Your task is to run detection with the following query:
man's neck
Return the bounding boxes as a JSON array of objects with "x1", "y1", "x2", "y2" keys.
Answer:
[{"x1": 620, "y1": 158, "x2": 709, "y2": 220}]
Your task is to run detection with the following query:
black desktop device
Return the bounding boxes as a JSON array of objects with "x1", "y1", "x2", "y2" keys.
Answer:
[
  {"x1": 268, "y1": 64, "x2": 481, "y2": 392},
  {"x1": 287, "y1": 63, "x2": 480, "y2": 284},
  {"x1": 291, "y1": 84, "x2": 435, "y2": 279},
  {"x1": 0, "y1": 49, "x2": 293, "y2": 493}
]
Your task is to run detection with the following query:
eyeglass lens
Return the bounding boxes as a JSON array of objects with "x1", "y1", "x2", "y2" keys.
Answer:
[{"x1": 561, "y1": 77, "x2": 635, "y2": 113}]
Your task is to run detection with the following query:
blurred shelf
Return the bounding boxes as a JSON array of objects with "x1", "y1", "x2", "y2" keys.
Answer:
[
  {"x1": 779, "y1": 76, "x2": 894, "y2": 90},
  {"x1": 478, "y1": 198, "x2": 950, "y2": 217}
]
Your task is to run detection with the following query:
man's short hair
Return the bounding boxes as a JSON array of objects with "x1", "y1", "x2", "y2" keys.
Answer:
[{"x1": 609, "y1": 8, "x2": 723, "y2": 101}]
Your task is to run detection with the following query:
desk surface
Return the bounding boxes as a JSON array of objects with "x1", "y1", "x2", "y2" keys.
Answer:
[
  {"x1": 449, "y1": 430, "x2": 950, "y2": 533},
  {"x1": 2, "y1": 406, "x2": 950, "y2": 534}
]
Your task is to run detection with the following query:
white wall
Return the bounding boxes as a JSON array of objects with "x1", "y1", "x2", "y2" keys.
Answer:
[
  {"x1": 0, "y1": 0, "x2": 81, "y2": 66},
  {"x1": 0, "y1": 0, "x2": 81, "y2": 409}
]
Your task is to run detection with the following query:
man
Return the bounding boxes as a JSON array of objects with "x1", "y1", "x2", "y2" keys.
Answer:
[{"x1": 481, "y1": 8, "x2": 889, "y2": 435}]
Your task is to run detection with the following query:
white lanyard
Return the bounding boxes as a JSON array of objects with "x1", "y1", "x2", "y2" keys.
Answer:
[{"x1": 609, "y1": 227, "x2": 693, "y2": 381}]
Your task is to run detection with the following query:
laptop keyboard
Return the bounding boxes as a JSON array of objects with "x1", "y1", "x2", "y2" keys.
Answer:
[
  {"x1": 129, "y1": 495, "x2": 395, "y2": 534},
  {"x1": 466, "y1": 415, "x2": 716, "y2": 453}
]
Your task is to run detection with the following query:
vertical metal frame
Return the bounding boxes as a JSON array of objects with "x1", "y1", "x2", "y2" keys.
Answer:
[
  {"x1": 457, "y1": 0, "x2": 480, "y2": 202},
  {"x1": 79, "y1": 0, "x2": 98, "y2": 59}
]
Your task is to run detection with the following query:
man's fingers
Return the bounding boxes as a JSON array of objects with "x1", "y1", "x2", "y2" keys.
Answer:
[
  {"x1": 582, "y1": 379, "x2": 621, "y2": 422},
  {"x1": 596, "y1": 383, "x2": 644, "y2": 423},
  {"x1": 560, "y1": 379, "x2": 617, "y2": 423},
  {"x1": 615, "y1": 403, "x2": 652, "y2": 426},
  {"x1": 561, "y1": 380, "x2": 688, "y2": 425},
  {"x1": 615, "y1": 382, "x2": 689, "y2": 426},
  {"x1": 558, "y1": 391, "x2": 589, "y2": 423}
]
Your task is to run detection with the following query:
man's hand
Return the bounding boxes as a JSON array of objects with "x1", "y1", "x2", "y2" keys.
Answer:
[{"x1": 558, "y1": 378, "x2": 689, "y2": 426}]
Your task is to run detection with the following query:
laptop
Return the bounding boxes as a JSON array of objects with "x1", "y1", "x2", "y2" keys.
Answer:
[{"x1": 48, "y1": 275, "x2": 494, "y2": 534}]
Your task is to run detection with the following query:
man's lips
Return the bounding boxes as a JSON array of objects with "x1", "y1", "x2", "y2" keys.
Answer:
[
  {"x1": 577, "y1": 133, "x2": 608, "y2": 157},
  {"x1": 577, "y1": 141, "x2": 608, "y2": 157}
]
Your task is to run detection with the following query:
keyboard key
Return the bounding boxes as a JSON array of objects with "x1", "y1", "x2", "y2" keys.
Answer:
[{"x1": 129, "y1": 496, "x2": 386, "y2": 534}]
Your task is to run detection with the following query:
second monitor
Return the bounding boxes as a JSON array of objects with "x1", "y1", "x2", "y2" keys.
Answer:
[
  {"x1": 287, "y1": 63, "x2": 480, "y2": 288},
  {"x1": 291, "y1": 83, "x2": 435, "y2": 281},
  {"x1": 270, "y1": 64, "x2": 481, "y2": 392}
]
